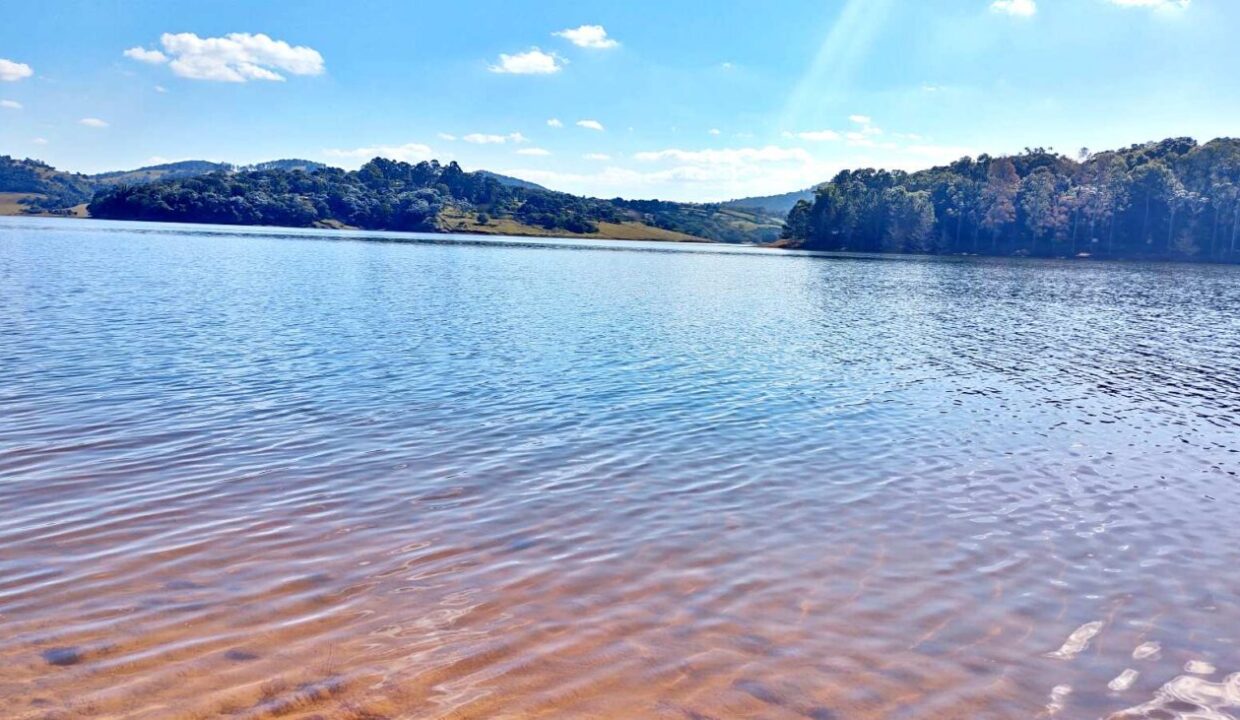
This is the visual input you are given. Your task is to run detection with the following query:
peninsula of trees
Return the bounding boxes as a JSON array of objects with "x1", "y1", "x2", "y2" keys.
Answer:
[
  {"x1": 80, "y1": 158, "x2": 783, "y2": 243},
  {"x1": 779, "y1": 137, "x2": 1240, "y2": 262}
]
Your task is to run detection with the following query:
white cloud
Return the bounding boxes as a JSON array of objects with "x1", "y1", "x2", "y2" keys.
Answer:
[
  {"x1": 1106, "y1": 0, "x2": 1190, "y2": 8},
  {"x1": 516, "y1": 147, "x2": 551, "y2": 156},
  {"x1": 793, "y1": 130, "x2": 842, "y2": 142},
  {"x1": 123, "y1": 47, "x2": 168, "y2": 64},
  {"x1": 32, "y1": 137, "x2": 48, "y2": 145},
  {"x1": 507, "y1": 138, "x2": 980, "y2": 203},
  {"x1": 583, "y1": 153, "x2": 611, "y2": 161},
  {"x1": 463, "y1": 132, "x2": 528, "y2": 144},
  {"x1": 154, "y1": 84, "x2": 168, "y2": 93},
  {"x1": 150, "y1": 32, "x2": 324, "y2": 82},
  {"x1": 721, "y1": 62, "x2": 734, "y2": 70},
  {"x1": 79, "y1": 117, "x2": 109, "y2": 128},
  {"x1": 634, "y1": 145, "x2": 812, "y2": 165},
  {"x1": 546, "y1": 118, "x2": 564, "y2": 128},
  {"x1": 708, "y1": 128, "x2": 721, "y2": 136},
  {"x1": 437, "y1": 132, "x2": 457, "y2": 141},
  {"x1": 990, "y1": 0, "x2": 1036, "y2": 16},
  {"x1": 577, "y1": 119, "x2": 605, "y2": 131},
  {"x1": 847, "y1": 115, "x2": 883, "y2": 139},
  {"x1": 0, "y1": 58, "x2": 34, "y2": 82},
  {"x1": 553, "y1": 24, "x2": 619, "y2": 49},
  {"x1": 506, "y1": 151, "x2": 834, "y2": 203},
  {"x1": 1, "y1": 99, "x2": 21, "y2": 110},
  {"x1": 489, "y1": 48, "x2": 563, "y2": 74},
  {"x1": 322, "y1": 142, "x2": 434, "y2": 165}
]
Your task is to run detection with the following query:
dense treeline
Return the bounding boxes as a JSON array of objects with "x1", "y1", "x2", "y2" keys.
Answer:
[
  {"x1": 781, "y1": 137, "x2": 1240, "y2": 262},
  {"x1": 0, "y1": 156, "x2": 332, "y2": 213},
  {"x1": 86, "y1": 157, "x2": 783, "y2": 241},
  {"x1": 89, "y1": 158, "x2": 616, "y2": 233}
]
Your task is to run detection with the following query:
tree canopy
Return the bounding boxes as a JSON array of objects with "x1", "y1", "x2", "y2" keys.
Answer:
[
  {"x1": 85, "y1": 157, "x2": 784, "y2": 242},
  {"x1": 781, "y1": 137, "x2": 1240, "y2": 262}
]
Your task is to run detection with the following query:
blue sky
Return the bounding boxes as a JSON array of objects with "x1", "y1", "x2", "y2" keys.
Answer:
[{"x1": 1, "y1": 0, "x2": 1235, "y2": 201}]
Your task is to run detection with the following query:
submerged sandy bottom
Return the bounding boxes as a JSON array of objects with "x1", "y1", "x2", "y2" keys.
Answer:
[{"x1": 2, "y1": 219, "x2": 1239, "y2": 718}]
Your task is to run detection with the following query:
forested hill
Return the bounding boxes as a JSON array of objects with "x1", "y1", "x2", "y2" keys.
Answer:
[
  {"x1": 85, "y1": 158, "x2": 785, "y2": 243},
  {"x1": 724, "y1": 187, "x2": 816, "y2": 216},
  {"x1": 0, "y1": 156, "x2": 96, "y2": 211},
  {"x1": 780, "y1": 137, "x2": 1240, "y2": 263},
  {"x1": 0, "y1": 156, "x2": 329, "y2": 213}
]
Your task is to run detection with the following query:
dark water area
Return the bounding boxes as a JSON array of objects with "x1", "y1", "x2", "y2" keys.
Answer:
[{"x1": 2, "y1": 217, "x2": 1239, "y2": 719}]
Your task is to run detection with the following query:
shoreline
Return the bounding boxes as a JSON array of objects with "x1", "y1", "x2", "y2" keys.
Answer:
[{"x1": 0, "y1": 208, "x2": 717, "y2": 244}]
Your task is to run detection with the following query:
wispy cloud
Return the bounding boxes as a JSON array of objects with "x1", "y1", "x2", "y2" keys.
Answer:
[
  {"x1": 463, "y1": 132, "x2": 528, "y2": 144},
  {"x1": 322, "y1": 142, "x2": 434, "y2": 165},
  {"x1": 1, "y1": 99, "x2": 22, "y2": 110},
  {"x1": 577, "y1": 119, "x2": 605, "y2": 131},
  {"x1": 0, "y1": 58, "x2": 33, "y2": 82},
  {"x1": 437, "y1": 132, "x2": 457, "y2": 141},
  {"x1": 546, "y1": 118, "x2": 564, "y2": 128},
  {"x1": 508, "y1": 138, "x2": 980, "y2": 202},
  {"x1": 991, "y1": 0, "x2": 1037, "y2": 17},
  {"x1": 583, "y1": 153, "x2": 611, "y2": 161},
  {"x1": 848, "y1": 115, "x2": 883, "y2": 141},
  {"x1": 634, "y1": 146, "x2": 812, "y2": 165},
  {"x1": 708, "y1": 128, "x2": 721, "y2": 136},
  {"x1": 786, "y1": 130, "x2": 842, "y2": 142},
  {"x1": 78, "y1": 117, "x2": 109, "y2": 128},
  {"x1": 32, "y1": 137, "x2": 47, "y2": 145},
  {"x1": 516, "y1": 147, "x2": 551, "y2": 156},
  {"x1": 124, "y1": 33, "x2": 324, "y2": 82},
  {"x1": 509, "y1": 145, "x2": 832, "y2": 202},
  {"x1": 553, "y1": 25, "x2": 619, "y2": 49},
  {"x1": 123, "y1": 47, "x2": 168, "y2": 64},
  {"x1": 489, "y1": 48, "x2": 564, "y2": 74},
  {"x1": 154, "y1": 84, "x2": 168, "y2": 93},
  {"x1": 1105, "y1": 0, "x2": 1190, "y2": 9}
]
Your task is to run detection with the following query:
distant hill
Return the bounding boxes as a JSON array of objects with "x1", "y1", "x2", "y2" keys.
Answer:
[
  {"x1": 0, "y1": 156, "x2": 334, "y2": 214},
  {"x1": 3, "y1": 154, "x2": 782, "y2": 243},
  {"x1": 723, "y1": 187, "x2": 817, "y2": 216},
  {"x1": 475, "y1": 170, "x2": 546, "y2": 191},
  {"x1": 84, "y1": 157, "x2": 784, "y2": 243},
  {"x1": 244, "y1": 159, "x2": 328, "y2": 173},
  {"x1": 91, "y1": 160, "x2": 234, "y2": 187},
  {"x1": 0, "y1": 156, "x2": 96, "y2": 211}
]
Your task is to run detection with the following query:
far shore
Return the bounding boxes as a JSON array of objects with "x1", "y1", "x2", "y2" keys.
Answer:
[{"x1": 0, "y1": 209, "x2": 721, "y2": 245}]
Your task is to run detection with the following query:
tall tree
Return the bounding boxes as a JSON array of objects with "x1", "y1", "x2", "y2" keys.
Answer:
[{"x1": 981, "y1": 158, "x2": 1019, "y2": 250}]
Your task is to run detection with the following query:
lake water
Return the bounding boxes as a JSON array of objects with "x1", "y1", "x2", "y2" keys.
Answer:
[{"x1": 2, "y1": 217, "x2": 1239, "y2": 720}]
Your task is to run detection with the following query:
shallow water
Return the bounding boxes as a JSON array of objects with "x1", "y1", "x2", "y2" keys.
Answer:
[{"x1": 2, "y1": 217, "x2": 1239, "y2": 719}]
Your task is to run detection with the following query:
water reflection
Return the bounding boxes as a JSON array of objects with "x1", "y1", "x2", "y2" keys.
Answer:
[{"x1": 1, "y1": 218, "x2": 1238, "y2": 719}]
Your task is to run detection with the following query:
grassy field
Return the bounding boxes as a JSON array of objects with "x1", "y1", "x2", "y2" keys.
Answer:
[
  {"x1": 0, "y1": 192, "x2": 43, "y2": 215},
  {"x1": 438, "y1": 207, "x2": 708, "y2": 242},
  {"x1": 716, "y1": 206, "x2": 783, "y2": 231},
  {"x1": 0, "y1": 194, "x2": 90, "y2": 218}
]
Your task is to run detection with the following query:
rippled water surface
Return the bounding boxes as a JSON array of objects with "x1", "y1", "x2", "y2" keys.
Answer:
[{"x1": 3, "y1": 217, "x2": 1240, "y2": 720}]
